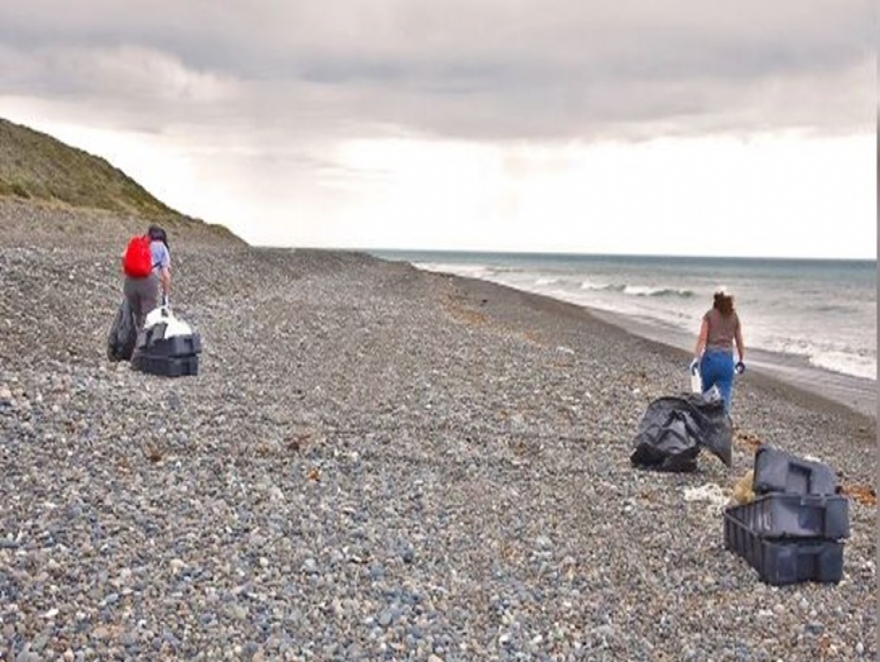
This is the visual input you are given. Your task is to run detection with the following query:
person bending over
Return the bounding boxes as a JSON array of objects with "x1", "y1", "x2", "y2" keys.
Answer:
[{"x1": 121, "y1": 225, "x2": 171, "y2": 330}]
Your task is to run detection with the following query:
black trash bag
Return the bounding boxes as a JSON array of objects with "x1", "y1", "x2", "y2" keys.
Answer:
[
  {"x1": 107, "y1": 298, "x2": 137, "y2": 361},
  {"x1": 630, "y1": 393, "x2": 732, "y2": 472}
]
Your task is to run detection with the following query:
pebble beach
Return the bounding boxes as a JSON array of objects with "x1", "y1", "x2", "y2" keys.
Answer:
[{"x1": 0, "y1": 201, "x2": 876, "y2": 661}]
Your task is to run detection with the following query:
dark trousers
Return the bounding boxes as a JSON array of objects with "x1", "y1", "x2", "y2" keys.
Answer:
[{"x1": 123, "y1": 274, "x2": 159, "y2": 330}]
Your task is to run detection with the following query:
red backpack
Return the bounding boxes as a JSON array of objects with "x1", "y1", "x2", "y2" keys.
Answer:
[{"x1": 122, "y1": 235, "x2": 154, "y2": 278}]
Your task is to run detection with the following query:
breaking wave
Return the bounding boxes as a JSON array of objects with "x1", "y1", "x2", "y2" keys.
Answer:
[
  {"x1": 623, "y1": 285, "x2": 696, "y2": 298},
  {"x1": 580, "y1": 281, "x2": 694, "y2": 298}
]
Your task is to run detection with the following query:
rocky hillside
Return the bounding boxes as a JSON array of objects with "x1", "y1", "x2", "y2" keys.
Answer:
[{"x1": 0, "y1": 117, "x2": 244, "y2": 247}]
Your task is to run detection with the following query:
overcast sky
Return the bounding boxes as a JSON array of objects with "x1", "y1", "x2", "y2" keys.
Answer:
[{"x1": 1, "y1": 1, "x2": 875, "y2": 257}]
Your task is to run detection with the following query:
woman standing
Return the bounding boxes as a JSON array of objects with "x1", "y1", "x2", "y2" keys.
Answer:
[{"x1": 692, "y1": 288, "x2": 745, "y2": 411}]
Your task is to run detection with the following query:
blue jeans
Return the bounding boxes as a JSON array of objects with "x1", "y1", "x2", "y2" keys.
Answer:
[{"x1": 700, "y1": 350, "x2": 735, "y2": 410}]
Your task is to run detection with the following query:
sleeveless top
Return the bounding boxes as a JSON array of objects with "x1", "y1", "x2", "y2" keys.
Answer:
[{"x1": 704, "y1": 308, "x2": 740, "y2": 352}]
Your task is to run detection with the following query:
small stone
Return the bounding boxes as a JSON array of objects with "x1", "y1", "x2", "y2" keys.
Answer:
[
  {"x1": 32, "y1": 633, "x2": 49, "y2": 652},
  {"x1": 594, "y1": 625, "x2": 615, "y2": 639},
  {"x1": 15, "y1": 650, "x2": 35, "y2": 662},
  {"x1": 535, "y1": 535, "x2": 553, "y2": 549}
]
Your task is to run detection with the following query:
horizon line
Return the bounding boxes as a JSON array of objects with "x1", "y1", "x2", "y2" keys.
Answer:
[{"x1": 254, "y1": 244, "x2": 877, "y2": 263}]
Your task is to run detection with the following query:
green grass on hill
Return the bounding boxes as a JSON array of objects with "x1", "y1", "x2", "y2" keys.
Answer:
[{"x1": 0, "y1": 117, "x2": 244, "y2": 244}]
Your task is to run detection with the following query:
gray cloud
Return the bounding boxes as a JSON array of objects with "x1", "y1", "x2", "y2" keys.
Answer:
[{"x1": 0, "y1": 0, "x2": 873, "y2": 143}]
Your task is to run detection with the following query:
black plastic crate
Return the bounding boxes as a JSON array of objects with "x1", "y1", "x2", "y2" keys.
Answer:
[
  {"x1": 723, "y1": 508, "x2": 844, "y2": 585},
  {"x1": 132, "y1": 353, "x2": 199, "y2": 378},
  {"x1": 726, "y1": 493, "x2": 850, "y2": 540},
  {"x1": 145, "y1": 333, "x2": 202, "y2": 358},
  {"x1": 753, "y1": 445, "x2": 839, "y2": 496}
]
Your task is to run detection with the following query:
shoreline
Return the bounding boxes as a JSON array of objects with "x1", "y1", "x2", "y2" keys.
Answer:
[
  {"x1": 405, "y1": 258, "x2": 876, "y2": 470},
  {"x1": 586, "y1": 307, "x2": 878, "y2": 422},
  {"x1": 399, "y1": 259, "x2": 877, "y2": 423}
]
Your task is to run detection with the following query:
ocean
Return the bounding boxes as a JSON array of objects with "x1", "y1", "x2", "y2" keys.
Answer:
[{"x1": 370, "y1": 250, "x2": 877, "y2": 417}]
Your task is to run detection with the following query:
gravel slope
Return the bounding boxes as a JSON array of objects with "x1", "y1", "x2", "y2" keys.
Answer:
[{"x1": 0, "y1": 219, "x2": 876, "y2": 661}]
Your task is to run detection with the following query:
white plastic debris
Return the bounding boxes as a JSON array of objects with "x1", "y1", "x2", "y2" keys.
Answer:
[
  {"x1": 683, "y1": 483, "x2": 729, "y2": 512},
  {"x1": 144, "y1": 306, "x2": 193, "y2": 338}
]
